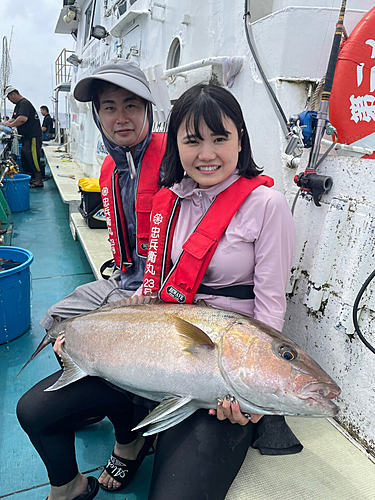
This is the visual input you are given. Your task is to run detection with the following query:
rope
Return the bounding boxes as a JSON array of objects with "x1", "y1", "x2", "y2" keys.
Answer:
[{"x1": 310, "y1": 76, "x2": 326, "y2": 111}]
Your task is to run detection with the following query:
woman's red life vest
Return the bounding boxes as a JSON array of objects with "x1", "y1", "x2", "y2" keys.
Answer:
[
  {"x1": 99, "y1": 133, "x2": 166, "y2": 272},
  {"x1": 142, "y1": 175, "x2": 274, "y2": 303}
]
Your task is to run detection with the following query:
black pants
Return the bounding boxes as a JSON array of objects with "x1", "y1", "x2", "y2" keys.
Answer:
[
  {"x1": 21, "y1": 135, "x2": 42, "y2": 177},
  {"x1": 17, "y1": 371, "x2": 255, "y2": 500}
]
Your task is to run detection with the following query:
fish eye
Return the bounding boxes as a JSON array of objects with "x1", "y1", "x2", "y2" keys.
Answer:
[{"x1": 278, "y1": 345, "x2": 297, "y2": 361}]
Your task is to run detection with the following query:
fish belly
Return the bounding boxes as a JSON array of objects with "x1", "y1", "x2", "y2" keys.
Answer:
[{"x1": 61, "y1": 304, "x2": 231, "y2": 406}]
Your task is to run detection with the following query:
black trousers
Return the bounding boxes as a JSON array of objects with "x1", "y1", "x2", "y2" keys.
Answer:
[
  {"x1": 21, "y1": 135, "x2": 42, "y2": 176},
  {"x1": 17, "y1": 371, "x2": 255, "y2": 500}
]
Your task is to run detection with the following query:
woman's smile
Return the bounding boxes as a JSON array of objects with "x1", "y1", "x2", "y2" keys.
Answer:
[{"x1": 196, "y1": 165, "x2": 221, "y2": 172}]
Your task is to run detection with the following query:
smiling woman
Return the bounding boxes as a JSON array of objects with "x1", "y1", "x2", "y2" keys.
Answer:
[
  {"x1": 162, "y1": 83, "x2": 260, "y2": 188},
  {"x1": 135, "y1": 82, "x2": 301, "y2": 500}
]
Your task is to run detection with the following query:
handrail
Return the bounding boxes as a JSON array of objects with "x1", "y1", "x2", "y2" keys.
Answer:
[{"x1": 55, "y1": 48, "x2": 74, "y2": 87}]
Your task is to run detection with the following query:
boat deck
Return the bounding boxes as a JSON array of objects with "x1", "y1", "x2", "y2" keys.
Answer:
[{"x1": 1, "y1": 144, "x2": 374, "y2": 500}]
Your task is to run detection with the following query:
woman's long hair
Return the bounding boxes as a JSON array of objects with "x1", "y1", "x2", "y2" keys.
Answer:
[{"x1": 161, "y1": 83, "x2": 262, "y2": 187}]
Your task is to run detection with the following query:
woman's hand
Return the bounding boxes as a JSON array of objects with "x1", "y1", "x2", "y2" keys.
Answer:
[
  {"x1": 53, "y1": 334, "x2": 65, "y2": 355},
  {"x1": 209, "y1": 394, "x2": 264, "y2": 425}
]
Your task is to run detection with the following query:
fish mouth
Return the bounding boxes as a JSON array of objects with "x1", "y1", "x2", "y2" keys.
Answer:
[{"x1": 300, "y1": 382, "x2": 341, "y2": 413}]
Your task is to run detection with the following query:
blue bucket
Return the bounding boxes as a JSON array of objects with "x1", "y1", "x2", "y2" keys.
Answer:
[
  {"x1": 0, "y1": 247, "x2": 34, "y2": 344},
  {"x1": 1, "y1": 174, "x2": 31, "y2": 212}
]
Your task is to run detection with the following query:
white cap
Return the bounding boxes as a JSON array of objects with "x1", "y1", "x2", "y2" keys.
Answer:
[{"x1": 4, "y1": 86, "x2": 17, "y2": 98}]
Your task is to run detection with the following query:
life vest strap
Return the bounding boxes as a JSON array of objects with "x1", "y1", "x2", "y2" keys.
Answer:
[{"x1": 196, "y1": 283, "x2": 255, "y2": 300}]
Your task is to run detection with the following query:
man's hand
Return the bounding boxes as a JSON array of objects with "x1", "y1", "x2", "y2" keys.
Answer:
[{"x1": 53, "y1": 334, "x2": 65, "y2": 355}]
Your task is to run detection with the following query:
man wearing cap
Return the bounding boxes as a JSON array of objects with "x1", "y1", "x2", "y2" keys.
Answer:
[
  {"x1": 2, "y1": 86, "x2": 44, "y2": 187},
  {"x1": 41, "y1": 59, "x2": 165, "y2": 331},
  {"x1": 17, "y1": 59, "x2": 166, "y2": 500}
]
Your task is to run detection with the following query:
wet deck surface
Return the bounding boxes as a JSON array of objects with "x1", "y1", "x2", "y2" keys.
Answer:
[
  {"x1": 0, "y1": 174, "x2": 152, "y2": 499},
  {"x1": 1, "y1": 166, "x2": 374, "y2": 500}
]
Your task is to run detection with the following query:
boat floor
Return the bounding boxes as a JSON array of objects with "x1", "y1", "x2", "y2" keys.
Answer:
[{"x1": 0, "y1": 158, "x2": 374, "y2": 500}]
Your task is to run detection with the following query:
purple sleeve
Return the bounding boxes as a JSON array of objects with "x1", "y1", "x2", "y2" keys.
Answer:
[{"x1": 253, "y1": 190, "x2": 295, "y2": 331}]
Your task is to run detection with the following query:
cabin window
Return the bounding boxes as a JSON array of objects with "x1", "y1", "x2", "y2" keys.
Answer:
[
  {"x1": 84, "y1": 0, "x2": 101, "y2": 45},
  {"x1": 118, "y1": 1, "x2": 127, "y2": 16},
  {"x1": 84, "y1": 2, "x2": 93, "y2": 43},
  {"x1": 92, "y1": 1, "x2": 101, "y2": 29},
  {"x1": 118, "y1": 0, "x2": 138, "y2": 16},
  {"x1": 166, "y1": 38, "x2": 181, "y2": 70}
]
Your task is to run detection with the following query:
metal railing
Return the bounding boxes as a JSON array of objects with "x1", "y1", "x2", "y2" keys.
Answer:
[{"x1": 55, "y1": 49, "x2": 74, "y2": 87}]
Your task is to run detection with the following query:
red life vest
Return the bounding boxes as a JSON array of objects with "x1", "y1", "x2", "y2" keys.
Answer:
[
  {"x1": 142, "y1": 175, "x2": 274, "y2": 303},
  {"x1": 99, "y1": 133, "x2": 166, "y2": 272}
]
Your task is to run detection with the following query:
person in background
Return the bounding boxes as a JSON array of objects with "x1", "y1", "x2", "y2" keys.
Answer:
[
  {"x1": 40, "y1": 105, "x2": 55, "y2": 141},
  {"x1": 2, "y1": 86, "x2": 44, "y2": 188}
]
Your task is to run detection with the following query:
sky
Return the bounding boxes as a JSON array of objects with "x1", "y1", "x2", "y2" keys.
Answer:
[{"x1": 0, "y1": 0, "x2": 74, "y2": 118}]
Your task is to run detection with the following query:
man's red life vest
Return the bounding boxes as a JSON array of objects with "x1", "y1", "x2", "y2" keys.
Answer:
[
  {"x1": 142, "y1": 175, "x2": 274, "y2": 303},
  {"x1": 99, "y1": 133, "x2": 166, "y2": 272}
]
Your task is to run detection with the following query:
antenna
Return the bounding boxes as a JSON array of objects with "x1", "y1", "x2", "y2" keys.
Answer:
[
  {"x1": 8, "y1": 25, "x2": 14, "y2": 53},
  {"x1": 0, "y1": 35, "x2": 12, "y2": 120}
]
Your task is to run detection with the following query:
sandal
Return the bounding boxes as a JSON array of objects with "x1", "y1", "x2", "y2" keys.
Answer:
[
  {"x1": 30, "y1": 183, "x2": 44, "y2": 188},
  {"x1": 45, "y1": 476, "x2": 99, "y2": 500},
  {"x1": 99, "y1": 435, "x2": 155, "y2": 491}
]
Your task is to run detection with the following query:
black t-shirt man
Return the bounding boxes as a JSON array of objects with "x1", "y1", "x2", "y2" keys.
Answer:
[
  {"x1": 42, "y1": 113, "x2": 54, "y2": 137},
  {"x1": 3, "y1": 88, "x2": 44, "y2": 186},
  {"x1": 12, "y1": 98, "x2": 42, "y2": 139}
]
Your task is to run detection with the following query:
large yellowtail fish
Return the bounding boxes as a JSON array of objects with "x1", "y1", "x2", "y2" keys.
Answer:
[{"x1": 20, "y1": 298, "x2": 340, "y2": 435}]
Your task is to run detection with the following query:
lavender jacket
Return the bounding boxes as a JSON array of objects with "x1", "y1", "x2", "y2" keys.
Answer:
[{"x1": 168, "y1": 171, "x2": 295, "y2": 332}]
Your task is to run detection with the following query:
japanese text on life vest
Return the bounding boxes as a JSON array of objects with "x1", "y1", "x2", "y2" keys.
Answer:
[{"x1": 143, "y1": 213, "x2": 163, "y2": 293}]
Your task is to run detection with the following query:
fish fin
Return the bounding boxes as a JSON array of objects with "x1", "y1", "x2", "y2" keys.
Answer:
[
  {"x1": 14, "y1": 331, "x2": 53, "y2": 380},
  {"x1": 132, "y1": 396, "x2": 193, "y2": 431},
  {"x1": 174, "y1": 317, "x2": 215, "y2": 353},
  {"x1": 44, "y1": 350, "x2": 87, "y2": 391},
  {"x1": 141, "y1": 407, "x2": 197, "y2": 436}
]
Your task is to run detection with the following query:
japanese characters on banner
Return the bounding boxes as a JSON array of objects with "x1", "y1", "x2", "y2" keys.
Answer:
[
  {"x1": 330, "y1": 7, "x2": 375, "y2": 158},
  {"x1": 350, "y1": 40, "x2": 375, "y2": 124}
]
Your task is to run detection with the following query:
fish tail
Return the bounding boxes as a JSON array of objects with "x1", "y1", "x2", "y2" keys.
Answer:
[{"x1": 14, "y1": 332, "x2": 53, "y2": 380}]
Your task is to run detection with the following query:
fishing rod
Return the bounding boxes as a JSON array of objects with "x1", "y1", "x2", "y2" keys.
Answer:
[
  {"x1": 243, "y1": 0, "x2": 289, "y2": 138},
  {"x1": 295, "y1": 0, "x2": 347, "y2": 206}
]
